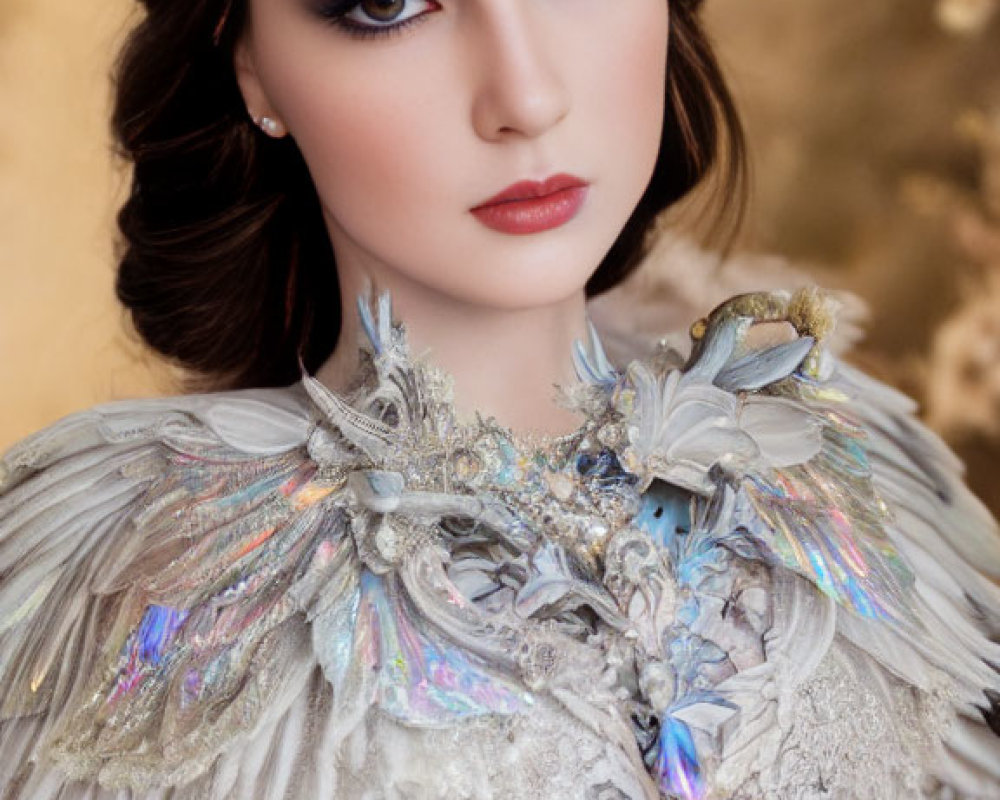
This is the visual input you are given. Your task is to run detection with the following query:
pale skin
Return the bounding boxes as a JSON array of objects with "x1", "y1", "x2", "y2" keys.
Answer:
[{"x1": 234, "y1": 0, "x2": 669, "y2": 436}]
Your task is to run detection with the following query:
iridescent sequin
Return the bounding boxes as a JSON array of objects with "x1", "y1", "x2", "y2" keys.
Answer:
[{"x1": 108, "y1": 605, "x2": 189, "y2": 705}]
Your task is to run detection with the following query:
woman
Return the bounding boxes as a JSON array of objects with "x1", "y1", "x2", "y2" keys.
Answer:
[{"x1": 1, "y1": 0, "x2": 999, "y2": 797}]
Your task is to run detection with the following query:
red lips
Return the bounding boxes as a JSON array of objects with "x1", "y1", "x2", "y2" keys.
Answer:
[{"x1": 470, "y1": 173, "x2": 589, "y2": 235}]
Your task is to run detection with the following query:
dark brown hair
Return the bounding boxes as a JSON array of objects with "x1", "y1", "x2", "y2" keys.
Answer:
[{"x1": 112, "y1": 0, "x2": 746, "y2": 390}]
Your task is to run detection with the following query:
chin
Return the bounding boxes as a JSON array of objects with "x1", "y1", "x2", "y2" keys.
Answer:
[
  {"x1": 448, "y1": 232, "x2": 615, "y2": 309},
  {"x1": 447, "y1": 259, "x2": 598, "y2": 312}
]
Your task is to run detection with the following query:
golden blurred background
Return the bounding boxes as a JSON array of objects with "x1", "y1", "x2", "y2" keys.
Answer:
[{"x1": 1, "y1": 0, "x2": 999, "y2": 512}]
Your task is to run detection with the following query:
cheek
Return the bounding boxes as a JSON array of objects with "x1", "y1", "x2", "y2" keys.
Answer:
[
  {"x1": 627, "y1": 23, "x2": 669, "y2": 156},
  {"x1": 253, "y1": 20, "x2": 459, "y2": 242},
  {"x1": 586, "y1": 3, "x2": 669, "y2": 177},
  {"x1": 273, "y1": 71, "x2": 448, "y2": 231}
]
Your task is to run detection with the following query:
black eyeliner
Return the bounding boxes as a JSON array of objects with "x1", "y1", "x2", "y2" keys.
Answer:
[{"x1": 313, "y1": 0, "x2": 437, "y2": 41}]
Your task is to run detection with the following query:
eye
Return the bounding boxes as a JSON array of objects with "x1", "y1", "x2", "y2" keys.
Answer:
[
  {"x1": 319, "y1": 0, "x2": 441, "y2": 38},
  {"x1": 349, "y1": 0, "x2": 421, "y2": 24}
]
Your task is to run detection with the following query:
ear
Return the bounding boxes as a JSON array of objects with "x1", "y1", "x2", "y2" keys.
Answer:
[{"x1": 233, "y1": 37, "x2": 288, "y2": 138}]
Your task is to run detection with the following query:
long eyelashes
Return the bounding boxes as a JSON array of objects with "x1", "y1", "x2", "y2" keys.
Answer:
[{"x1": 315, "y1": 0, "x2": 441, "y2": 41}]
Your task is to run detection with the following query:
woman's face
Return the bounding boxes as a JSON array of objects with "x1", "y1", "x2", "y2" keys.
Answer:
[{"x1": 236, "y1": 0, "x2": 668, "y2": 312}]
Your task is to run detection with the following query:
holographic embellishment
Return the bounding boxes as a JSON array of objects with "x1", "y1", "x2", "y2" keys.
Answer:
[
  {"x1": 745, "y1": 412, "x2": 916, "y2": 622},
  {"x1": 356, "y1": 571, "x2": 531, "y2": 724},
  {"x1": 108, "y1": 605, "x2": 189, "y2": 705},
  {"x1": 652, "y1": 715, "x2": 705, "y2": 800},
  {"x1": 11, "y1": 288, "x2": 971, "y2": 798}
]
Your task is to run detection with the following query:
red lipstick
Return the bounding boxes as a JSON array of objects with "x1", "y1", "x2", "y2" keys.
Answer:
[{"x1": 471, "y1": 173, "x2": 589, "y2": 235}]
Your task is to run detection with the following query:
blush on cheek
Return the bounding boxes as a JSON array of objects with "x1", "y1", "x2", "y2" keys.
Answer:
[
  {"x1": 619, "y1": 17, "x2": 668, "y2": 128},
  {"x1": 584, "y1": 11, "x2": 668, "y2": 189},
  {"x1": 269, "y1": 53, "x2": 457, "y2": 242}
]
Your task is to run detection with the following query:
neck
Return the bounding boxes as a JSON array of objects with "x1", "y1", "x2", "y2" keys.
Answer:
[{"x1": 316, "y1": 278, "x2": 591, "y2": 438}]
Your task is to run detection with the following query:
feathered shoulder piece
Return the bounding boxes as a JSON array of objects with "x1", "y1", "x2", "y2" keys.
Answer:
[
  {"x1": 625, "y1": 287, "x2": 1000, "y2": 629},
  {"x1": 0, "y1": 385, "x2": 345, "y2": 791},
  {"x1": 1, "y1": 289, "x2": 998, "y2": 799},
  {"x1": 587, "y1": 287, "x2": 1000, "y2": 797},
  {"x1": 613, "y1": 287, "x2": 923, "y2": 620},
  {"x1": 0, "y1": 295, "x2": 541, "y2": 795}
]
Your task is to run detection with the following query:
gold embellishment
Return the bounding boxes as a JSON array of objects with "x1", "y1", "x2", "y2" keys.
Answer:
[{"x1": 788, "y1": 286, "x2": 836, "y2": 342}]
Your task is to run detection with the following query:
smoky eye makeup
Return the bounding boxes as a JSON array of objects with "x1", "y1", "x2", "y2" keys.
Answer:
[{"x1": 312, "y1": 0, "x2": 442, "y2": 41}]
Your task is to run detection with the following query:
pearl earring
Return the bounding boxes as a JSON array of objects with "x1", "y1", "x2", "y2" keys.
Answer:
[{"x1": 252, "y1": 115, "x2": 283, "y2": 137}]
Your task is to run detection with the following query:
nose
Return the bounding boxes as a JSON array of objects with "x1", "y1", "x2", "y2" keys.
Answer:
[{"x1": 468, "y1": 3, "x2": 571, "y2": 142}]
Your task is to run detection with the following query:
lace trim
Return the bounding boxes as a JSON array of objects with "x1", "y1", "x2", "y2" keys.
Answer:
[{"x1": 729, "y1": 641, "x2": 953, "y2": 800}]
